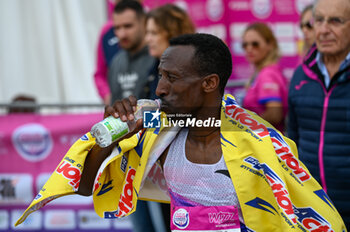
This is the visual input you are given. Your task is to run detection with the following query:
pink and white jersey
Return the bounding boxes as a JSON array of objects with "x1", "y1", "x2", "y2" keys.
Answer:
[{"x1": 164, "y1": 129, "x2": 244, "y2": 231}]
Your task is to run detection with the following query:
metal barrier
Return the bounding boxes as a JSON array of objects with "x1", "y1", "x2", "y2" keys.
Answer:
[
  {"x1": 0, "y1": 80, "x2": 247, "y2": 114},
  {"x1": 0, "y1": 102, "x2": 104, "y2": 109},
  {"x1": 225, "y1": 79, "x2": 246, "y2": 88},
  {"x1": 0, "y1": 102, "x2": 105, "y2": 114}
]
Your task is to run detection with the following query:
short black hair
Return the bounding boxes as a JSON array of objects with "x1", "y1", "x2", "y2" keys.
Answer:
[
  {"x1": 114, "y1": 0, "x2": 145, "y2": 18},
  {"x1": 169, "y1": 33, "x2": 232, "y2": 95}
]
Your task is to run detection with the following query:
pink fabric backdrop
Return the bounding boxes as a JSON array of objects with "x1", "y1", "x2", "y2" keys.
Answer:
[
  {"x1": 140, "y1": 0, "x2": 314, "y2": 101},
  {"x1": 0, "y1": 113, "x2": 132, "y2": 231}
]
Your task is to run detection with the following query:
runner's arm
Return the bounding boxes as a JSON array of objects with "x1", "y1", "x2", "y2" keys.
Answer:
[{"x1": 76, "y1": 96, "x2": 142, "y2": 196}]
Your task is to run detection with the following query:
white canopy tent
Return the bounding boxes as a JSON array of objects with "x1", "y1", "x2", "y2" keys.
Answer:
[{"x1": 0, "y1": 0, "x2": 107, "y2": 113}]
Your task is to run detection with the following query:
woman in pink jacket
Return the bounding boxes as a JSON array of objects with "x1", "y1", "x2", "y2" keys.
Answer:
[{"x1": 242, "y1": 22, "x2": 288, "y2": 132}]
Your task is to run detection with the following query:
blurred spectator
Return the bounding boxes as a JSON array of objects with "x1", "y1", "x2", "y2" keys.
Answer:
[
  {"x1": 108, "y1": 0, "x2": 156, "y2": 104},
  {"x1": 300, "y1": 4, "x2": 316, "y2": 57},
  {"x1": 108, "y1": 1, "x2": 158, "y2": 232},
  {"x1": 145, "y1": 4, "x2": 195, "y2": 100},
  {"x1": 288, "y1": 0, "x2": 350, "y2": 228},
  {"x1": 146, "y1": 4, "x2": 195, "y2": 59},
  {"x1": 145, "y1": 4, "x2": 195, "y2": 231},
  {"x1": 8, "y1": 95, "x2": 37, "y2": 114},
  {"x1": 241, "y1": 23, "x2": 288, "y2": 132},
  {"x1": 93, "y1": 0, "x2": 119, "y2": 105}
]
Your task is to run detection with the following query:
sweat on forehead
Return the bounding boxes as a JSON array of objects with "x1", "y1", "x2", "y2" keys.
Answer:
[
  {"x1": 164, "y1": 44, "x2": 195, "y2": 57},
  {"x1": 159, "y1": 46, "x2": 196, "y2": 71}
]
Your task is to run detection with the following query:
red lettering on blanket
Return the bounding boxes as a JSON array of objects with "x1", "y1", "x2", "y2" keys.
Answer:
[
  {"x1": 272, "y1": 183, "x2": 294, "y2": 215},
  {"x1": 303, "y1": 218, "x2": 334, "y2": 232},
  {"x1": 225, "y1": 105, "x2": 268, "y2": 137},
  {"x1": 56, "y1": 161, "x2": 81, "y2": 191},
  {"x1": 93, "y1": 172, "x2": 102, "y2": 193},
  {"x1": 266, "y1": 172, "x2": 297, "y2": 224},
  {"x1": 272, "y1": 138, "x2": 310, "y2": 182},
  {"x1": 116, "y1": 168, "x2": 136, "y2": 217}
]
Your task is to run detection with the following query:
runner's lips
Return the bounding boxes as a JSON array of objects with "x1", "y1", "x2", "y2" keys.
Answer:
[{"x1": 160, "y1": 101, "x2": 170, "y2": 112}]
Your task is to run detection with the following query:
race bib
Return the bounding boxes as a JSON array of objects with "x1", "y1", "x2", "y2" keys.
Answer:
[{"x1": 171, "y1": 205, "x2": 241, "y2": 232}]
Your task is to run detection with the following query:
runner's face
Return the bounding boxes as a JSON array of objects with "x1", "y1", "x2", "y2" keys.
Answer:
[{"x1": 156, "y1": 45, "x2": 204, "y2": 114}]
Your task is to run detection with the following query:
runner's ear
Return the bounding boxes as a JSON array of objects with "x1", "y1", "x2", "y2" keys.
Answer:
[{"x1": 202, "y1": 74, "x2": 220, "y2": 93}]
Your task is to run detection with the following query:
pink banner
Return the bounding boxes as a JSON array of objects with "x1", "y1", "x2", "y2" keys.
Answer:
[
  {"x1": 142, "y1": 0, "x2": 314, "y2": 101},
  {"x1": 0, "y1": 113, "x2": 132, "y2": 231},
  {"x1": 0, "y1": 113, "x2": 103, "y2": 173},
  {"x1": 143, "y1": 0, "x2": 313, "y2": 79}
]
